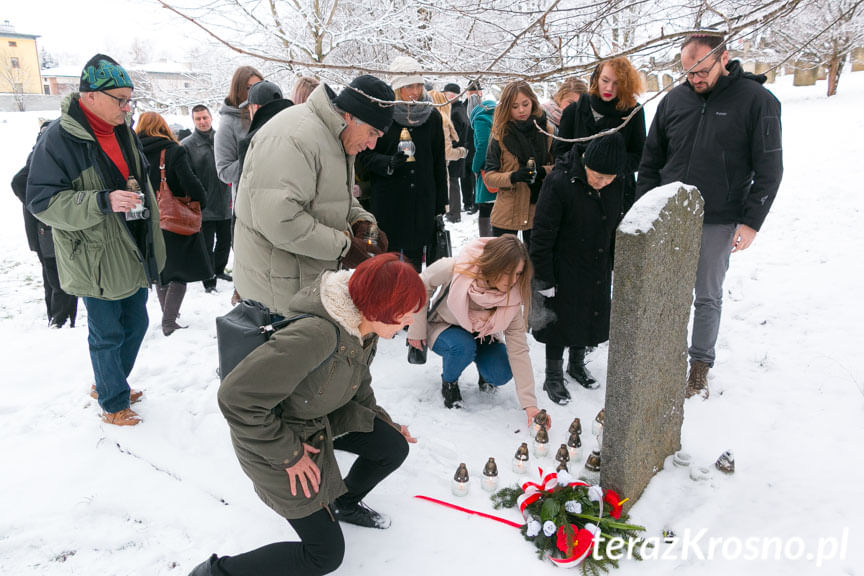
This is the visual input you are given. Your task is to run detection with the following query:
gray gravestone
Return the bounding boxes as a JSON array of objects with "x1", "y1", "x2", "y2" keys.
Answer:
[{"x1": 600, "y1": 183, "x2": 704, "y2": 511}]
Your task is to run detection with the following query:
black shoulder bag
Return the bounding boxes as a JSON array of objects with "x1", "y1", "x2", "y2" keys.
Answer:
[{"x1": 216, "y1": 299, "x2": 314, "y2": 380}]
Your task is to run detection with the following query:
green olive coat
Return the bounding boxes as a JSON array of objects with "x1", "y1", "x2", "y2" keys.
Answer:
[{"x1": 217, "y1": 270, "x2": 397, "y2": 519}]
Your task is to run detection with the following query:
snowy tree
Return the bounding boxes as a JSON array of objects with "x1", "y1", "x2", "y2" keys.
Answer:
[
  {"x1": 152, "y1": 0, "x2": 807, "y2": 86},
  {"x1": 768, "y1": 0, "x2": 864, "y2": 96}
]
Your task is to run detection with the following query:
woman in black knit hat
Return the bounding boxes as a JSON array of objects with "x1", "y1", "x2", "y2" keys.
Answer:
[{"x1": 529, "y1": 133, "x2": 627, "y2": 405}]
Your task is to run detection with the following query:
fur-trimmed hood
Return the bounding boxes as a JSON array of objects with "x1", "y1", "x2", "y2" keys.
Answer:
[
  {"x1": 287, "y1": 270, "x2": 364, "y2": 341},
  {"x1": 319, "y1": 270, "x2": 363, "y2": 340}
]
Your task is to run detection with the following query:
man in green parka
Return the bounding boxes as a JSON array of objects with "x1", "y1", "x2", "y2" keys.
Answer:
[{"x1": 26, "y1": 54, "x2": 166, "y2": 427}]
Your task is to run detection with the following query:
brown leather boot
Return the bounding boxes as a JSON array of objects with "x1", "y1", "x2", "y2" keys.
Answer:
[
  {"x1": 685, "y1": 361, "x2": 710, "y2": 399},
  {"x1": 101, "y1": 408, "x2": 142, "y2": 426}
]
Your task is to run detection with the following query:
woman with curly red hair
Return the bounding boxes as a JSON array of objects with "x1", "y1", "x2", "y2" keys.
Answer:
[
  {"x1": 192, "y1": 254, "x2": 425, "y2": 576},
  {"x1": 552, "y1": 56, "x2": 646, "y2": 216}
]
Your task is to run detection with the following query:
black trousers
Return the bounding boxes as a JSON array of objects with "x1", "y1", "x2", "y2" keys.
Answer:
[
  {"x1": 202, "y1": 219, "x2": 232, "y2": 289},
  {"x1": 39, "y1": 254, "x2": 77, "y2": 326},
  {"x1": 206, "y1": 418, "x2": 408, "y2": 576},
  {"x1": 492, "y1": 226, "x2": 532, "y2": 253}
]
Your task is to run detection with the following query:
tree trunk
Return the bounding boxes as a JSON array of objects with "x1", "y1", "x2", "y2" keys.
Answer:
[{"x1": 826, "y1": 52, "x2": 843, "y2": 97}]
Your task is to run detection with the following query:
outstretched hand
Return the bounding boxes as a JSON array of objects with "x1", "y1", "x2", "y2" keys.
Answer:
[
  {"x1": 285, "y1": 443, "x2": 321, "y2": 498},
  {"x1": 525, "y1": 406, "x2": 551, "y2": 429}
]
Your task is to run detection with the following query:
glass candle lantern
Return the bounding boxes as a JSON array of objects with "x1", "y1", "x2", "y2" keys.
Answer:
[
  {"x1": 481, "y1": 457, "x2": 499, "y2": 492},
  {"x1": 512, "y1": 442, "x2": 530, "y2": 474},
  {"x1": 451, "y1": 462, "x2": 471, "y2": 496}
]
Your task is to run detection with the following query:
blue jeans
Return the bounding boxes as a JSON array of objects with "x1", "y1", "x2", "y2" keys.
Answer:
[
  {"x1": 432, "y1": 326, "x2": 513, "y2": 385},
  {"x1": 83, "y1": 288, "x2": 149, "y2": 413}
]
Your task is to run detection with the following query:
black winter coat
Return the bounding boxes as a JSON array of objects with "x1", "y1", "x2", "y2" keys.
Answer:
[
  {"x1": 356, "y1": 109, "x2": 447, "y2": 253},
  {"x1": 12, "y1": 151, "x2": 55, "y2": 257},
  {"x1": 141, "y1": 136, "x2": 213, "y2": 284},
  {"x1": 449, "y1": 100, "x2": 469, "y2": 176},
  {"x1": 182, "y1": 129, "x2": 231, "y2": 221},
  {"x1": 637, "y1": 60, "x2": 783, "y2": 231},
  {"x1": 529, "y1": 150, "x2": 623, "y2": 347},
  {"x1": 553, "y1": 94, "x2": 646, "y2": 214}
]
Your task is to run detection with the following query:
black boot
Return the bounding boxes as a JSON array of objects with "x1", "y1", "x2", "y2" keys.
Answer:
[
  {"x1": 442, "y1": 380, "x2": 463, "y2": 409},
  {"x1": 567, "y1": 347, "x2": 598, "y2": 389},
  {"x1": 478, "y1": 374, "x2": 493, "y2": 393},
  {"x1": 543, "y1": 359, "x2": 570, "y2": 405},
  {"x1": 162, "y1": 282, "x2": 188, "y2": 336}
]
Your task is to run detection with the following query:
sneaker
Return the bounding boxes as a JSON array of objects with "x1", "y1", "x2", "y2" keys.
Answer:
[
  {"x1": 205, "y1": 287, "x2": 217, "y2": 294},
  {"x1": 333, "y1": 501, "x2": 391, "y2": 529},
  {"x1": 90, "y1": 386, "x2": 143, "y2": 404},
  {"x1": 685, "y1": 361, "x2": 710, "y2": 399},
  {"x1": 101, "y1": 408, "x2": 141, "y2": 426}
]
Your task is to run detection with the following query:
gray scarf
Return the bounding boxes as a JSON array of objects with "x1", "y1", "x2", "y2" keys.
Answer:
[{"x1": 392, "y1": 93, "x2": 434, "y2": 126}]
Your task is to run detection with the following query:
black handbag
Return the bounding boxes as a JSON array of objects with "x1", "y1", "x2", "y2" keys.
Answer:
[
  {"x1": 406, "y1": 282, "x2": 451, "y2": 365},
  {"x1": 215, "y1": 299, "x2": 311, "y2": 380},
  {"x1": 435, "y1": 215, "x2": 452, "y2": 259}
]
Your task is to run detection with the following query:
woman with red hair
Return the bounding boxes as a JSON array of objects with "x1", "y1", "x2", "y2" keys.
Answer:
[
  {"x1": 552, "y1": 56, "x2": 645, "y2": 215},
  {"x1": 192, "y1": 254, "x2": 424, "y2": 576}
]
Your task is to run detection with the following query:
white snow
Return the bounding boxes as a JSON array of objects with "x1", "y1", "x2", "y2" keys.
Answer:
[
  {"x1": 1, "y1": 72, "x2": 862, "y2": 576},
  {"x1": 619, "y1": 181, "x2": 700, "y2": 235}
]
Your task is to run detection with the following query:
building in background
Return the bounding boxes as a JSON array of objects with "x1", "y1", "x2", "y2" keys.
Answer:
[{"x1": 0, "y1": 20, "x2": 42, "y2": 109}]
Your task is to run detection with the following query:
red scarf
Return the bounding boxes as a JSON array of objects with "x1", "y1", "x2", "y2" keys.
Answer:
[{"x1": 80, "y1": 98, "x2": 129, "y2": 181}]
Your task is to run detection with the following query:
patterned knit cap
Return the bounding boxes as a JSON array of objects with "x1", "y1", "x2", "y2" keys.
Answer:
[{"x1": 80, "y1": 54, "x2": 134, "y2": 92}]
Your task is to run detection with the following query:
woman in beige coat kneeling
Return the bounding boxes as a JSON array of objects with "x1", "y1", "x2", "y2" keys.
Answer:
[{"x1": 407, "y1": 235, "x2": 548, "y2": 425}]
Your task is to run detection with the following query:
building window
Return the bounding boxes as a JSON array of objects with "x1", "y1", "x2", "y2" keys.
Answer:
[
  {"x1": 11, "y1": 57, "x2": 19, "y2": 68},
  {"x1": 8, "y1": 41, "x2": 17, "y2": 47}
]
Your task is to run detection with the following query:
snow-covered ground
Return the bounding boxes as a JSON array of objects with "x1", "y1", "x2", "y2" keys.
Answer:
[{"x1": 0, "y1": 73, "x2": 862, "y2": 576}]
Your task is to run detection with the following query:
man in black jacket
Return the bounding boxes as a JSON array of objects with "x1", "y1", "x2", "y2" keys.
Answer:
[
  {"x1": 637, "y1": 33, "x2": 783, "y2": 399},
  {"x1": 182, "y1": 105, "x2": 232, "y2": 292}
]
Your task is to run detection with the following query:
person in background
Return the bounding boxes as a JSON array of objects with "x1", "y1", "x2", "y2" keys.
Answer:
[
  {"x1": 233, "y1": 75, "x2": 393, "y2": 316},
  {"x1": 188, "y1": 254, "x2": 424, "y2": 576},
  {"x1": 530, "y1": 133, "x2": 628, "y2": 404},
  {"x1": 470, "y1": 98, "x2": 496, "y2": 238},
  {"x1": 443, "y1": 82, "x2": 474, "y2": 215},
  {"x1": 26, "y1": 54, "x2": 166, "y2": 427},
  {"x1": 541, "y1": 77, "x2": 588, "y2": 133},
  {"x1": 237, "y1": 80, "x2": 293, "y2": 175},
  {"x1": 462, "y1": 80, "x2": 483, "y2": 216},
  {"x1": 182, "y1": 105, "x2": 233, "y2": 294},
  {"x1": 11, "y1": 121, "x2": 78, "y2": 329},
  {"x1": 407, "y1": 235, "x2": 546, "y2": 424},
  {"x1": 554, "y1": 57, "x2": 645, "y2": 216},
  {"x1": 637, "y1": 33, "x2": 783, "y2": 399},
  {"x1": 137, "y1": 112, "x2": 213, "y2": 335},
  {"x1": 483, "y1": 81, "x2": 553, "y2": 251},
  {"x1": 215, "y1": 65, "x2": 262, "y2": 204},
  {"x1": 292, "y1": 76, "x2": 320, "y2": 104},
  {"x1": 356, "y1": 56, "x2": 447, "y2": 272},
  {"x1": 429, "y1": 89, "x2": 468, "y2": 223}
]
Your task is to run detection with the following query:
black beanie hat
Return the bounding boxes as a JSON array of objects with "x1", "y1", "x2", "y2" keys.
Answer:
[
  {"x1": 583, "y1": 132, "x2": 626, "y2": 175},
  {"x1": 80, "y1": 54, "x2": 134, "y2": 92},
  {"x1": 443, "y1": 83, "x2": 461, "y2": 94},
  {"x1": 333, "y1": 75, "x2": 395, "y2": 133}
]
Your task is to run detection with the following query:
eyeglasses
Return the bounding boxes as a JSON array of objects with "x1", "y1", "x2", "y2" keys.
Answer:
[
  {"x1": 101, "y1": 92, "x2": 134, "y2": 108},
  {"x1": 687, "y1": 58, "x2": 720, "y2": 80}
]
